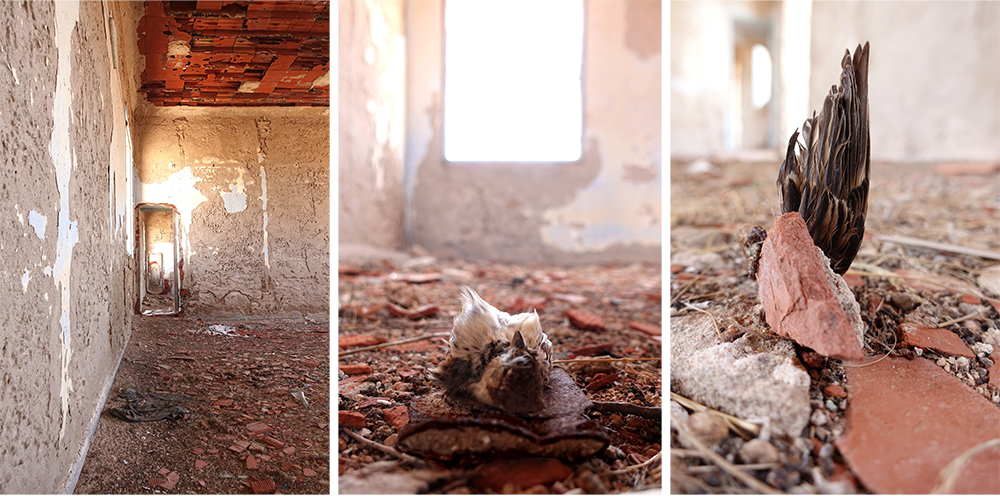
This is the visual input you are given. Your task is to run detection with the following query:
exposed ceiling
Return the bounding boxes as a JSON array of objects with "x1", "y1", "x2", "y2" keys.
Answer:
[{"x1": 138, "y1": 1, "x2": 330, "y2": 107}]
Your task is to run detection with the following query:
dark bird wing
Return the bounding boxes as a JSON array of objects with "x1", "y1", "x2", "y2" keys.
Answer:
[{"x1": 778, "y1": 41, "x2": 870, "y2": 275}]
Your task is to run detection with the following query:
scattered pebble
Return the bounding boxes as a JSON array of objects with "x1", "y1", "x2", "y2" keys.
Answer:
[
  {"x1": 738, "y1": 438, "x2": 780, "y2": 464},
  {"x1": 684, "y1": 412, "x2": 729, "y2": 446}
]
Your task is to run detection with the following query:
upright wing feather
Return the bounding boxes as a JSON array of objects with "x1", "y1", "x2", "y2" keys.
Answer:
[{"x1": 777, "y1": 41, "x2": 870, "y2": 275}]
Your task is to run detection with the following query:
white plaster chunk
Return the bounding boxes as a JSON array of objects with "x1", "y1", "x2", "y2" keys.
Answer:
[
  {"x1": 28, "y1": 210, "x2": 46, "y2": 239},
  {"x1": 671, "y1": 313, "x2": 811, "y2": 438},
  {"x1": 238, "y1": 81, "x2": 260, "y2": 93},
  {"x1": 167, "y1": 39, "x2": 190, "y2": 56},
  {"x1": 21, "y1": 269, "x2": 30, "y2": 293}
]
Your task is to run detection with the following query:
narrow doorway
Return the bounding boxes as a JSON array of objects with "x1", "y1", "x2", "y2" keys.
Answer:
[{"x1": 136, "y1": 204, "x2": 181, "y2": 315}]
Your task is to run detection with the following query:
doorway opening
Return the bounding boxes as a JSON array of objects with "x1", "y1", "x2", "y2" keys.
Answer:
[{"x1": 136, "y1": 204, "x2": 182, "y2": 315}]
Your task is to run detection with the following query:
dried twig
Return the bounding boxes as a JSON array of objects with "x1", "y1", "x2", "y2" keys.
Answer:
[
  {"x1": 338, "y1": 332, "x2": 450, "y2": 358},
  {"x1": 602, "y1": 452, "x2": 662, "y2": 476},
  {"x1": 936, "y1": 308, "x2": 987, "y2": 329},
  {"x1": 670, "y1": 270, "x2": 707, "y2": 306},
  {"x1": 672, "y1": 414, "x2": 781, "y2": 494},
  {"x1": 681, "y1": 302, "x2": 721, "y2": 337},
  {"x1": 670, "y1": 392, "x2": 760, "y2": 438},
  {"x1": 589, "y1": 401, "x2": 661, "y2": 419},
  {"x1": 340, "y1": 427, "x2": 426, "y2": 467},
  {"x1": 876, "y1": 234, "x2": 1000, "y2": 261},
  {"x1": 553, "y1": 357, "x2": 661, "y2": 365},
  {"x1": 932, "y1": 438, "x2": 1000, "y2": 494}
]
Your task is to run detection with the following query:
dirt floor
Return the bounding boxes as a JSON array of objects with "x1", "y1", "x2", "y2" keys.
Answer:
[
  {"x1": 669, "y1": 158, "x2": 1000, "y2": 493},
  {"x1": 75, "y1": 315, "x2": 330, "y2": 494},
  {"x1": 337, "y1": 257, "x2": 663, "y2": 493}
]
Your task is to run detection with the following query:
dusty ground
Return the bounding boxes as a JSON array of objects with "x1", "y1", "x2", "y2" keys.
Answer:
[
  {"x1": 337, "y1": 257, "x2": 663, "y2": 493},
  {"x1": 669, "y1": 158, "x2": 1000, "y2": 493},
  {"x1": 75, "y1": 315, "x2": 330, "y2": 494}
]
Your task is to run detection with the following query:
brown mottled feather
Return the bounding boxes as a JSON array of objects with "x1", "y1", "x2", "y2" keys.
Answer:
[{"x1": 778, "y1": 41, "x2": 870, "y2": 275}]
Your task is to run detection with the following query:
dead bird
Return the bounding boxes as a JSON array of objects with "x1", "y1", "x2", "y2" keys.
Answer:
[
  {"x1": 776, "y1": 41, "x2": 871, "y2": 275},
  {"x1": 430, "y1": 286, "x2": 552, "y2": 414}
]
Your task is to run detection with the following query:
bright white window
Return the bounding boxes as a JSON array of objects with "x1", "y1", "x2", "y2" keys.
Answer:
[
  {"x1": 444, "y1": 0, "x2": 583, "y2": 162},
  {"x1": 751, "y1": 43, "x2": 772, "y2": 109}
]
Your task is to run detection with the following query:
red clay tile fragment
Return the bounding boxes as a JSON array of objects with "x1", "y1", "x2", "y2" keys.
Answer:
[
  {"x1": 303, "y1": 467, "x2": 317, "y2": 477},
  {"x1": 162, "y1": 471, "x2": 179, "y2": 490},
  {"x1": 628, "y1": 321, "x2": 662, "y2": 336},
  {"x1": 381, "y1": 405, "x2": 410, "y2": 432},
  {"x1": 246, "y1": 421, "x2": 273, "y2": 434},
  {"x1": 261, "y1": 436, "x2": 284, "y2": 449},
  {"x1": 570, "y1": 343, "x2": 614, "y2": 357},
  {"x1": 564, "y1": 309, "x2": 605, "y2": 331},
  {"x1": 822, "y1": 384, "x2": 847, "y2": 398},
  {"x1": 213, "y1": 398, "x2": 234, "y2": 408},
  {"x1": 389, "y1": 340, "x2": 441, "y2": 353},
  {"x1": 281, "y1": 462, "x2": 296, "y2": 472},
  {"x1": 386, "y1": 302, "x2": 440, "y2": 319},
  {"x1": 339, "y1": 364, "x2": 372, "y2": 375},
  {"x1": 338, "y1": 334, "x2": 386, "y2": 349},
  {"x1": 470, "y1": 458, "x2": 573, "y2": 492},
  {"x1": 989, "y1": 351, "x2": 1000, "y2": 392},
  {"x1": 838, "y1": 356, "x2": 1000, "y2": 493},
  {"x1": 194, "y1": 459, "x2": 209, "y2": 470},
  {"x1": 246, "y1": 454, "x2": 258, "y2": 470},
  {"x1": 148, "y1": 478, "x2": 164, "y2": 489},
  {"x1": 250, "y1": 478, "x2": 276, "y2": 494},
  {"x1": 961, "y1": 294, "x2": 982, "y2": 305},
  {"x1": 898, "y1": 322, "x2": 975, "y2": 358},
  {"x1": 301, "y1": 360, "x2": 321, "y2": 368},
  {"x1": 586, "y1": 372, "x2": 618, "y2": 391},
  {"x1": 229, "y1": 440, "x2": 251, "y2": 453},
  {"x1": 756, "y1": 212, "x2": 864, "y2": 359},
  {"x1": 339, "y1": 411, "x2": 366, "y2": 429},
  {"x1": 157, "y1": 467, "x2": 171, "y2": 476}
]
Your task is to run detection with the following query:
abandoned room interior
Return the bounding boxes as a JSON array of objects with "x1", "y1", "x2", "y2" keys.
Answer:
[
  {"x1": 0, "y1": 0, "x2": 330, "y2": 493},
  {"x1": 338, "y1": 0, "x2": 662, "y2": 493},
  {"x1": 671, "y1": 1, "x2": 999, "y2": 493}
]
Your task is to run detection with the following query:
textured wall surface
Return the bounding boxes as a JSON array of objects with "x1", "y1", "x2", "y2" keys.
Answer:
[
  {"x1": 133, "y1": 106, "x2": 329, "y2": 317},
  {"x1": 402, "y1": 0, "x2": 661, "y2": 263},
  {"x1": 809, "y1": 1, "x2": 1000, "y2": 162},
  {"x1": 338, "y1": 0, "x2": 406, "y2": 250},
  {"x1": 0, "y1": 1, "x2": 135, "y2": 491},
  {"x1": 671, "y1": 0, "x2": 1000, "y2": 162}
]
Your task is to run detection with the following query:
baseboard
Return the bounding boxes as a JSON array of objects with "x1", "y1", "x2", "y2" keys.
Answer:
[{"x1": 59, "y1": 334, "x2": 130, "y2": 494}]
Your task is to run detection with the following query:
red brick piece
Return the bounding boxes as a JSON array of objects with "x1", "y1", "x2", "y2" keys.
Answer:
[
  {"x1": 756, "y1": 213, "x2": 864, "y2": 359},
  {"x1": 470, "y1": 458, "x2": 573, "y2": 492},
  {"x1": 564, "y1": 309, "x2": 605, "y2": 331},
  {"x1": 339, "y1": 411, "x2": 366, "y2": 429},
  {"x1": 628, "y1": 321, "x2": 662, "y2": 336},
  {"x1": 381, "y1": 405, "x2": 410, "y2": 432},
  {"x1": 570, "y1": 343, "x2": 614, "y2": 357},
  {"x1": 246, "y1": 421, "x2": 273, "y2": 434},
  {"x1": 823, "y1": 384, "x2": 847, "y2": 398},
  {"x1": 898, "y1": 322, "x2": 975, "y2": 358},
  {"x1": 838, "y1": 356, "x2": 1000, "y2": 493},
  {"x1": 339, "y1": 364, "x2": 372, "y2": 375},
  {"x1": 246, "y1": 454, "x2": 258, "y2": 470},
  {"x1": 261, "y1": 436, "x2": 284, "y2": 449},
  {"x1": 338, "y1": 334, "x2": 386, "y2": 349}
]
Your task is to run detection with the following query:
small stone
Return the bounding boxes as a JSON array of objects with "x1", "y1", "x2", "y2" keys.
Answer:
[
  {"x1": 823, "y1": 384, "x2": 847, "y2": 398},
  {"x1": 825, "y1": 400, "x2": 837, "y2": 411},
  {"x1": 738, "y1": 438, "x2": 780, "y2": 464},
  {"x1": 684, "y1": 411, "x2": 729, "y2": 446},
  {"x1": 811, "y1": 409, "x2": 829, "y2": 426}
]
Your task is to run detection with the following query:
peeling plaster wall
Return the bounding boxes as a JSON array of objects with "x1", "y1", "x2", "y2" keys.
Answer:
[
  {"x1": 133, "y1": 107, "x2": 329, "y2": 317},
  {"x1": 338, "y1": 0, "x2": 406, "y2": 250},
  {"x1": 405, "y1": 0, "x2": 661, "y2": 263},
  {"x1": 809, "y1": 1, "x2": 1000, "y2": 162},
  {"x1": 0, "y1": 1, "x2": 135, "y2": 492}
]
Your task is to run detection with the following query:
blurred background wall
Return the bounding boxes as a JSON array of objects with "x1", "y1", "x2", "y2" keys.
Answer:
[{"x1": 671, "y1": 0, "x2": 1000, "y2": 163}]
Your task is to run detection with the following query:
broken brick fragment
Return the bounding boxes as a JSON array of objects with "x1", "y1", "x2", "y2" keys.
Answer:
[
  {"x1": 339, "y1": 411, "x2": 366, "y2": 429},
  {"x1": 586, "y1": 372, "x2": 618, "y2": 391},
  {"x1": 246, "y1": 454, "x2": 258, "y2": 470},
  {"x1": 339, "y1": 364, "x2": 372, "y2": 375},
  {"x1": 381, "y1": 405, "x2": 410, "y2": 432},
  {"x1": 823, "y1": 384, "x2": 847, "y2": 398},
  {"x1": 756, "y1": 212, "x2": 865, "y2": 359},
  {"x1": 261, "y1": 436, "x2": 284, "y2": 449},
  {"x1": 898, "y1": 322, "x2": 975, "y2": 358},
  {"x1": 338, "y1": 334, "x2": 387, "y2": 349},
  {"x1": 627, "y1": 321, "x2": 661, "y2": 336},
  {"x1": 246, "y1": 421, "x2": 273, "y2": 434},
  {"x1": 564, "y1": 309, "x2": 605, "y2": 331}
]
